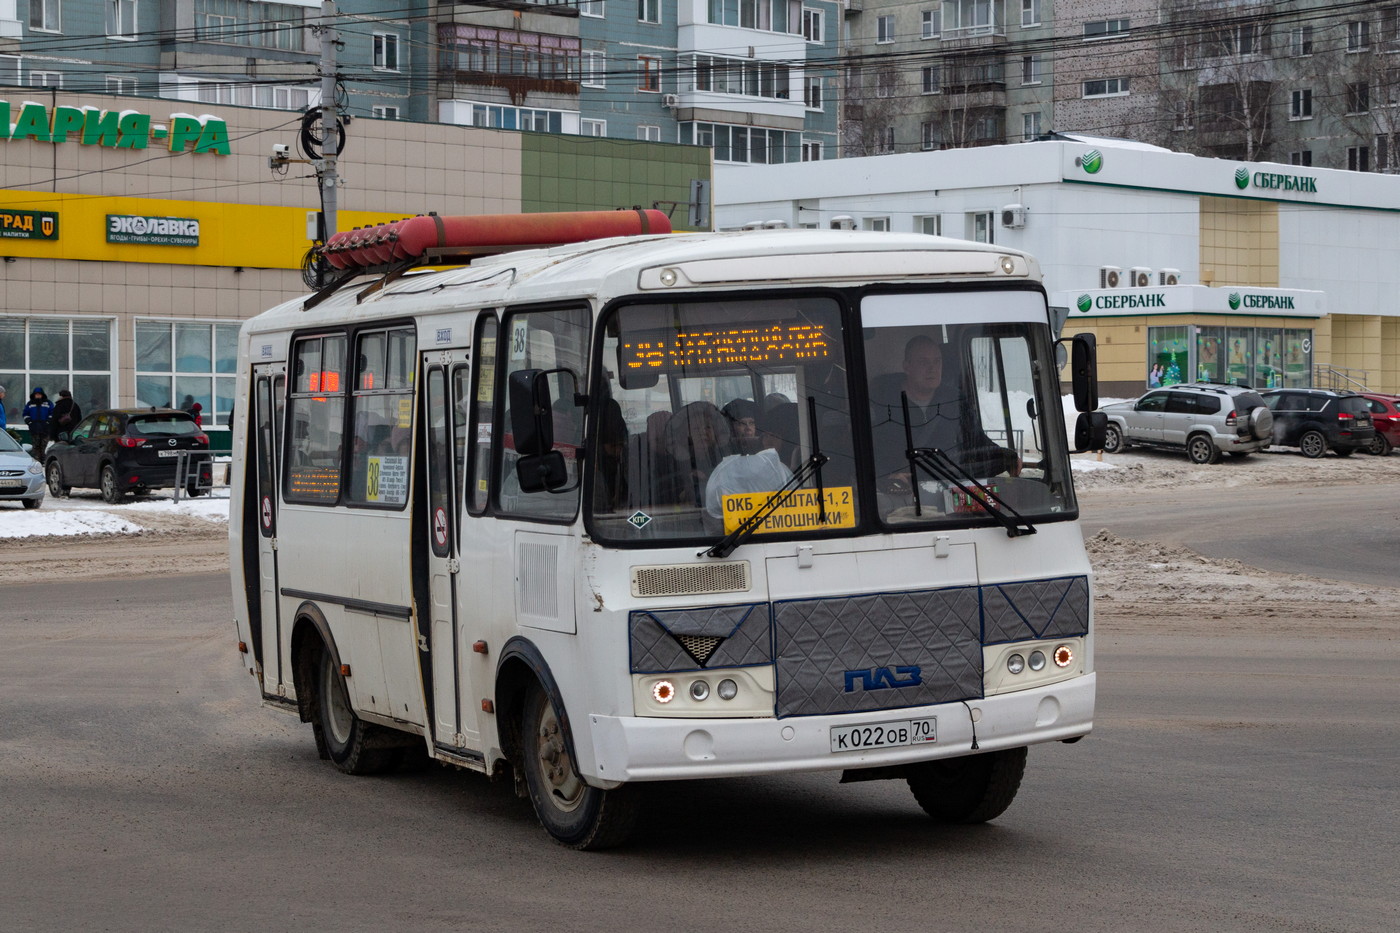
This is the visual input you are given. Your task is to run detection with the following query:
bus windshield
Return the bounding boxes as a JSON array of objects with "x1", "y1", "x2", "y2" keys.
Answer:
[{"x1": 588, "y1": 289, "x2": 1074, "y2": 545}]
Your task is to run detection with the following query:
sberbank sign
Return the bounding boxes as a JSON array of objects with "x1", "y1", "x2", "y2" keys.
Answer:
[
  {"x1": 1228, "y1": 291, "x2": 1296, "y2": 310},
  {"x1": 1077, "y1": 293, "x2": 1167, "y2": 311},
  {"x1": 1234, "y1": 165, "x2": 1317, "y2": 193},
  {"x1": 0, "y1": 101, "x2": 230, "y2": 155}
]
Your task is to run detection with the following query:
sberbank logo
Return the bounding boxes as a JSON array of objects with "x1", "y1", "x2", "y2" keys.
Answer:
[
  {"x1": 1228, "y1": 292, "x2": 1242, "y2": 310},
  {"x1": 1077, "y1": 294, "x2": 1093, "y2": 313},
  {"x1": 1233, "y1": 165, "x2": 1318, "y2": 193},
  {"x1": 1081, "y1": 149, "x2": 1103, "y2": 174},
  {"x1": 1083, "y1": 293, "x2": 1167, "y2": 310}
]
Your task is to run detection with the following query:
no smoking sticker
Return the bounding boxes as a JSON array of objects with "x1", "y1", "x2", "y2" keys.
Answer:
[{"x1": 433, "y1": 507, "x2": 449, "y2": 548}]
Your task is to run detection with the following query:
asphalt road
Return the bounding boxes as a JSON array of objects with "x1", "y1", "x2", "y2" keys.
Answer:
[
  {"x1": 1081, "y1": 479, "x2": 1400, "y2": 588},
  {"x1": 2, "y1": 569, "x2": 1396, "y2": 932}
]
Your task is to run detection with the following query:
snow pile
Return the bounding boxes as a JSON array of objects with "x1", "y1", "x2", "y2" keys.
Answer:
[{"x1": 0, "y1": 509, "x2": 147, "y2": 538}]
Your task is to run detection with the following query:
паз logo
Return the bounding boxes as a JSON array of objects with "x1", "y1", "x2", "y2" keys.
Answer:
[
  {"x1": 1235, "y1": 166, "x2": 1250, "y2": 189},
  {"x1": 1080, "y1": 149, "x2": 1103, "y2": 174},
  {"x1": 843, "y1": 665, "x2": 922, "y2": 692},
  {"x1": 1077, "y1": 294, "x2": 1093, "y2": 313},
  {"x1": 1228, "y1": 292, "x2": 1242, "y2": 310}
]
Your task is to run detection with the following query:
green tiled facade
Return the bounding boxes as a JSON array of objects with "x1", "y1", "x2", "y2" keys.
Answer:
[{"x1": 520, "y1": 136, "x2": 712, "y2": 232}]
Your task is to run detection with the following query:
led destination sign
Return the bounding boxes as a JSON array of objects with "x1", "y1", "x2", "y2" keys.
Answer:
[{"x1": 619, "y1": 322, "x2": 833, "y2": 374}]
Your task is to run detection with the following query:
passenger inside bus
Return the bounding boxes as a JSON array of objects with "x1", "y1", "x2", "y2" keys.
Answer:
[
  {"x1": 655, "y1": 401, "x2": 733, "y2": 507},
  {"x1": 870, "y1": 334, "x2": 1020, "y2": 488},
  {"x1": 703, "y1": 405, "x2": 795, "y2": 528},
  {"x1": 721, "y1": 398, "x2": 758, "y2": 441}
]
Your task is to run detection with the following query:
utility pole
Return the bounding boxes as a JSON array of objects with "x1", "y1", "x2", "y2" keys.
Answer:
[{"x1": 318, "y1": 0, "x2": 340, "y2": 238}]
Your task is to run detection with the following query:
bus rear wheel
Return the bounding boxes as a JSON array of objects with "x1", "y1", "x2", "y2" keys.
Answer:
[
  {"x1": 314, "y1": 644, "x2": 400, "y2": 775},
  {"x1": 521, "y1": 684, "x2": 640, "y2": 850},
  {"x1": 906, "y1": 746, "x2": 1027, "y2": 824}
]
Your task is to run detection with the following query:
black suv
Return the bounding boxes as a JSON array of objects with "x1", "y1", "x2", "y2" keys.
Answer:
[
  {"x1": 45, "y1": 408, "x2": 212, "y2": 503},
  {"x1": 1261, "y1": 389, "x2": 1376, "y2": 458}
]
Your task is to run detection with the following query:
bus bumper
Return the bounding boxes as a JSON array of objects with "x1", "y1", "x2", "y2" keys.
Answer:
[{"x1": 584, "y1": 673, "x2": 1095, "y2": 783}]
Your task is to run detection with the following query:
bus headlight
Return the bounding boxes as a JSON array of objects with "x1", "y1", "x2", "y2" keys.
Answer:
[
  {"x1": 1028, "y1": 650, "x2": 1047, "y2": 672},
  {"x1": 689, "y1": 680, "x2": 710, "y2": 701},
  {"x1": 717, "y1": 679, "x2": 738, "y2": 700},
  {"x1": 1007, "y1": 654, "x2": 1025, "y2": 675}
]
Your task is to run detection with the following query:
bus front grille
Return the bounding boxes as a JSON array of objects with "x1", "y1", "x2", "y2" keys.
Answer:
[{"x1": 630, "y1": 561, "x2": 750, "y2": 598}]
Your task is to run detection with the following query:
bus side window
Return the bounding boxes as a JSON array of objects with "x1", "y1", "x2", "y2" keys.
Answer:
[
  {"x1": 285, "y1": 333, "x2": 347, "y2": 504},
  {"x1": 347, "y1": 326, "x2": 415, "y2": 508},
  {"x1": 497, "y1": 305, "x2": 589, "y2": 520},
  {"x1": 467, "y1": 314, "x2": 498, "y2": 514}
]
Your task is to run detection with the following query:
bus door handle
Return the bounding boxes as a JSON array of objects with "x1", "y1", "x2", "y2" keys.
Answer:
[{"x1": 446, "y1": 558, "x2": 460, "y2": 574}]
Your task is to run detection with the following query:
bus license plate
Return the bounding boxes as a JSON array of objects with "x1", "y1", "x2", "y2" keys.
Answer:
[{"x1": 830, "y1": 717, "x2": 936, "y2": 752}]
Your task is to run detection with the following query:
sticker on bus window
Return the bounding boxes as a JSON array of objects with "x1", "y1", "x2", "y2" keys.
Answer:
[
  {"x1": 721, "y1": 487, "x2": 855, "y2": 535},
  {"x1": 397, "y1": 397, "x2": 412, "y2": 429},
  {"x1": 365, "y1": 455, "x2": 409, "y2": 504}
]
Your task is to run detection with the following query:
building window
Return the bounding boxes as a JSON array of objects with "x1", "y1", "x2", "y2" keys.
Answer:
[
  {"x1": 29, "y1": 0, "x2": 59, "y2": 31},
  {"x1": 919, "y1": 215, "x2": 942, "y2": 236},
  {"x1": 969, "y1": 211, "x2": 994, "y2": 243},
  {"x1": 107, "y1": 75, "x2": 136, "y2": 94},
  {"x1": 0, "y1": 317, "x2": 114, "y2": 426},
  {"x1": 1212, "y1": 23, "x2": 1260, "y2": 56},
  {"x1": 1289, "y1": 150, "x2": 1312, "y2": 166},
  {"x1": 692, "y1": 122, "x2": 799, "y2": 164},
  {"x1": 1171, "y1": 100, "x2": 1195, "y2": 130},
  {"x1": 1348, "y1": 20, "x2": 1370, "y2": 52},
  {"x1": 371, "y1": 105, "x2": 399, "y2": 119},
  {"x1": 1290, "y1": 88, "x2": 1313, "y2": 119},
  {"x1": 804, "y1": 76, "x2": 822, "y2": 109},
  {"x1": 876, "y1": 70, "x2": 895, "y2": 98},
  {"x1": 637, "y1": 56, "x2": 660, "y2": 92},
  {"x1": 195, "y1": 0, "x2": 304, "y2": 52},
  {"x1": 1022, "y1": 110, "x2": 1041, "y2": 139},
  {"x1": 1020, "y1": 54, "x2": 1041, "y2": 85},
  {"x1": 877, "y1": 14, "x2": 895, "y2": 43},
  {"x1": 864, "y1": 217, "x2": 891, "y2": 231},
  {"x1": 801, "y1": 139, "x2": 822, "y2": 160},
  {"x1": 1347, "y1": 82, "x2": 1370, "y2": 114},
  {"x1": 192, "y1": 80, "x2": 309, "y2": 111},
  {"x1": 1349, "y1": 145, "x2": 1371, "y2": 171},
  {"x1": 373, "y1": 33, "x2": 400, "y2": 71},
  {"x1": 637, "y1": 124, "x2": 661, "y2": 141},
  {"x1": 582, "y1": 50, "x2": 606, "y2": 87},
  {"x1": 581, "y1": 118, "x2": 606, "y2": 136},
  {"x1": 639, "y1": 0, "x2": 659, "y2": 24},
  {"x1": 1083, "y1": 77, "x2": 1129, "y2": 98},
  {"x1": 1020, "y1": 0, "x2": 1039, "y2": 26},
  {"x1": 1083, "y1": 19, "x2": 1128, "y2": 40},
  {"x1": 876, "y1": 125, "x2": 895, "y2": 153},
  {"x1": 943, "y1": 0, "x2": 1001, "y2": 37},
  {"x1": 579, "y1": 0, "x2": 603, "y2": 16},
  {"x1": 921, "y1": 121, "x2": 938, "y2": 149},
  {"x1": 921, "y1": 65, "x2": 940, "y2": 94},
  {"x1": 1290, "y1": 25, "x2": 1313, "y2": 56},
  {"x1": 134, "y1": 321, "x2": 239, "y2": 428},
  {"x1": 106, "y1": 0, "x2": 137, "y2": 38},
  {"x1": 29, "y1": 71, "x2": 62, "y2": 87},
  {"x1": 689, "y1": 54, "x2": 791, "y2": 99},
  {"x1": 802, "y1": 8, "x2": 823, "y2": 42},
  {"x1": 921, "y1": 9, "x2": 940, "y2": 39}
]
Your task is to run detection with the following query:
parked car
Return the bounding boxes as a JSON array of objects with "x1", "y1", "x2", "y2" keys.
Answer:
[
  {"x1": 1098, "y1": 383, "x2": 1273, "y2": 464},
  {"x1": 1359, "y1": 393, "x2": 1400, "y2": 456},
  {"x1": 1260, "y1": 389, "x2": 1375, "y2": 458},
  {"x1": 0, "y1": 429, "x2": 45, "y2": 509},
  {"x1": 44, "y1": 408, "x2": 212, "y2": 503}
]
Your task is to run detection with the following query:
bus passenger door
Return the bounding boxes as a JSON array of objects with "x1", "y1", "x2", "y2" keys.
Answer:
[
  {"x1": 252, "y1": 366, "x2": 286, "y2": 696},
  {"x1": 422, "y1": 353, "x2": 478, "y2": 752}
]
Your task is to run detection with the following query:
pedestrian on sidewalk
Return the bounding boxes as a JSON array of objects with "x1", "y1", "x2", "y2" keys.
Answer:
[{"x1": 22, "y1": 386, "x2": 54, "y2": 460}]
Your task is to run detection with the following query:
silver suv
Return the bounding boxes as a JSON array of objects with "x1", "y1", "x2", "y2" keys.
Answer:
[{"x1": 1099, "y1": 383, "x2": 1274, "y2": 464}]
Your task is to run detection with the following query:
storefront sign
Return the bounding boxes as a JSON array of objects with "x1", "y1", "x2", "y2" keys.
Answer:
[
  {"x1": 0, "y1": 208, "x2": 59, "y2": 239},
  {"x1": 106, "y1": 214, "x2": 201, "y2": 246},
  {"x1": 1235, "y1": 166, "x2": 1317, "y2": 193},
  {"x1": 0, "y1": 101, "x2": 230, "y2": 155},
  {"x1": 1058, "y1": 285, "x2": 1323, "y2": 319}
]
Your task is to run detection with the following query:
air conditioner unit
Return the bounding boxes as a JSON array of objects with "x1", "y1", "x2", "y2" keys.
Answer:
[
  {"x1": 1000, "y1": 204, "x2": 1027, "y2": 228},
  {"x1": 1159, "y1": 268, "x2": 1182, "y2": 286},
  {"x1": 1130, "y1": 266, "x2": 1153, "y2": 288},
  {"x1": 662, "y1": 93, "x2": 679, "y2": 109},
  {"x1": 830, "y1": 215, "x2": 855, "y2": 230},
  {"x1": 1100, "y1": 265, "x2": 1122, "y2": 289}
]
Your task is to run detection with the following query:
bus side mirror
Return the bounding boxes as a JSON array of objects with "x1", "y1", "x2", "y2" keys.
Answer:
[
  {"x1": 517, "y1": 450, "x2": 568, "y2": 492},
  {"x1": 508, "y1": 369, "x2": 554, "y2": 458},
  {"x1": 1060, "y1": 333, "x2": 1099, "y2": 413},
  {"x1": 1073, "y1": 411, "x2": 1108, "y2": 453}
]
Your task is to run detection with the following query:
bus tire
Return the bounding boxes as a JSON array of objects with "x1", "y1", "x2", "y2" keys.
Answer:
[
  {"x1": 314, "y1": 643, "x2": 399, "y2": 775},
  {"x1": 906, "y1": 746, "x2": 1027, "y2": 824},
  {"x1": 521, "y1": 684, "x2": 640, "y2": 850}
]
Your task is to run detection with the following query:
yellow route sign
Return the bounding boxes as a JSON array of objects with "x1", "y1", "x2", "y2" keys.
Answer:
[{"x1": 721, "y1": 486, "x2": 856, "y2": 535}]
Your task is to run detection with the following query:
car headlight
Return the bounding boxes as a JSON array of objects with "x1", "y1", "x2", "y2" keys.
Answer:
[{"x1": 28, "y1": 461, "x2": 43, "y2": 475}]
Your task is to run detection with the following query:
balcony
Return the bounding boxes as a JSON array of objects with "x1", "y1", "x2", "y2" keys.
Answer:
[{"x1": 440, "y1": 0, "x2": 580, "y2": 17}]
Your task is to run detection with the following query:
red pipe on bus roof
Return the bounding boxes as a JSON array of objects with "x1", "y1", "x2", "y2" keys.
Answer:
[{"x1": 320, "y1": 209, "x2": 673, "y2": 272}]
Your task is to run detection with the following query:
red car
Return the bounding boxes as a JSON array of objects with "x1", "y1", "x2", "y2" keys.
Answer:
[{"x1": 1360, "y1": 393, "x2": 1400, "y2": 456}]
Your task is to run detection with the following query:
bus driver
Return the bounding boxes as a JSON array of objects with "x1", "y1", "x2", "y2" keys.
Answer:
[{"x1": 871, "y1": 334, "x2": 1020, "y2": 490}]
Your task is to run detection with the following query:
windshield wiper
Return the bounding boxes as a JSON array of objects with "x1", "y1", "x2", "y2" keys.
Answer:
[
  {"x1": 900, "y1": 393, "x2": 1036, "y2": 538},
  {"x1": 704, "y1": 396, "x2": 829, "y2": 560}
]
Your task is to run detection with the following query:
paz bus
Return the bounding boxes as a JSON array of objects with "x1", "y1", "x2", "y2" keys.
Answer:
[{"x1": 229, "y1": 210, "x2": 1107, "y2": 849}]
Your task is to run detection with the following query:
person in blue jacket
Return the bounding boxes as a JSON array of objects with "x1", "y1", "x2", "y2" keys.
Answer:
[
  {"x1": 0, "y1": 384, "x2": 8, "y2": 430},
  {"x1": 22, "y1": 386, "x2": 55, "y2": 459}
]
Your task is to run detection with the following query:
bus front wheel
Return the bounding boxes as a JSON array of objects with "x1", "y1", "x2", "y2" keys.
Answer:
[
  {"x1": 906, "y1": 746, "x2": 1027, "y2": 824},
  {"x1": 521, "y1": 684, "x2": 640, "y2": 850},
  {"x1": 313, "y1": 645, "x2": 399, "y2": 775}
]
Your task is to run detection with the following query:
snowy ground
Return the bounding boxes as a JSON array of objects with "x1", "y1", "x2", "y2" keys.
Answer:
[{"x1": 0, "y1": 488, "x2": 229, "y2": 539}]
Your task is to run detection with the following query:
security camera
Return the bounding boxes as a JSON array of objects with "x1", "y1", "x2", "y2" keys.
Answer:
[{"x1": 272, "y1": 143, "x2": 290, "y2": 159}]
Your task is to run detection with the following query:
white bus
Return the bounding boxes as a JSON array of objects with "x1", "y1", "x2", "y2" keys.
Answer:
[{"x1": 230, "y1": 212, "x2": 1107, "y2": 849}]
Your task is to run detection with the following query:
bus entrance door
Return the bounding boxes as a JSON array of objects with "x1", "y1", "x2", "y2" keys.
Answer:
[
  {"x1": 252, "y1": 366, "x2": 286, "y2": 697},
  {"x1": 422, "y1": 355, "x2": 480, "y2": 754}
]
